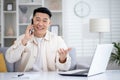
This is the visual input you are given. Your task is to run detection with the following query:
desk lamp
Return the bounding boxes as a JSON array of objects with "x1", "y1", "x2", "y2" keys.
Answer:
[{"x1": 90, "y1": 18, "x2": 110, "y2": 44}]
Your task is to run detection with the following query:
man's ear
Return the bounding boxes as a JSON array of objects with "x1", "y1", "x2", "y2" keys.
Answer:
[
  {"x1": 49, "y1": 20, "x2": 51, "y2": 25},
  {"x1": 48, "y1": 21, "x2": 51, "y2": 30}
]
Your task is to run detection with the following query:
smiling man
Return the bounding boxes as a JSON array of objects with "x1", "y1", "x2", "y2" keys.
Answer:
[{"x1": 6, "y1": 7, "x2": 71, "y2": 72}]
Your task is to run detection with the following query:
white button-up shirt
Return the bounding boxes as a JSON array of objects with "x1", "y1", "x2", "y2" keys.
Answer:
[
  {"x1": 6, "y1": 31, "x2": 71, "y2": 72},
  {"x1": 32, "y1": 37, "x2": 43, "y2": 71}
]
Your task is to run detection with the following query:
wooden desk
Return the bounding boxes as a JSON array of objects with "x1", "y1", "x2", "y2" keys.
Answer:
[{"x1": 0, "y1": 70, "x2": 120, "y2": 80}]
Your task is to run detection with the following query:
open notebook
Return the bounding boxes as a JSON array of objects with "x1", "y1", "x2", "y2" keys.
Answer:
[{"x1": 58, "y1": 44, "x2": 113, "y2": 77}]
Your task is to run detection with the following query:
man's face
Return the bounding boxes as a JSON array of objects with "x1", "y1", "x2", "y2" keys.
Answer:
[{"x1": 33, "y1": 12, "x2": 51, "y2": 35}]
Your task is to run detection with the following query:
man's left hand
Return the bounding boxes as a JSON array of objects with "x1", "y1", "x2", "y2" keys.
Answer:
[{"x1": 58, "y1": 48, "x2": 72, "y2": 63}]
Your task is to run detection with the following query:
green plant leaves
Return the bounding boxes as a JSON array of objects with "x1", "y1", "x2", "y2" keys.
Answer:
[{"x1": 110, "y1": 42, "x2": 120, "y2": 66}]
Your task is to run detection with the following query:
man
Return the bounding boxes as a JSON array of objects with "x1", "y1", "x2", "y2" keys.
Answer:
[{"x1": 6, "y1": 7, "x2": 71, "y2": 72}]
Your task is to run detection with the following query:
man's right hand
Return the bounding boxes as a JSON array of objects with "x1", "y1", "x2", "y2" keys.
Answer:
[{"x1": 21, "y1": 25, "x2": 34, "y2": 46}]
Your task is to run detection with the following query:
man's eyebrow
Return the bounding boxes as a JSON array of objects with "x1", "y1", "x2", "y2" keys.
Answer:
[
  {"x1": 35, "y1": 17, "x2": 48, "y2": 20},
  {"x1": 43, "y1": 18, "x2": 48, "y2": 20},
  {"x1": 36, "y1": 17, "x2": 40, "y2": 19}
]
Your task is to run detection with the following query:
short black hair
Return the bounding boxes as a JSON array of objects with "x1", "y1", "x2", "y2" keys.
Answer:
[{"x1": 33, "y1": 7, "x2": 52, "y2": 18}]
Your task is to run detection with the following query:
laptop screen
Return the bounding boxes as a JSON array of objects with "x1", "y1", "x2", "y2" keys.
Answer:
[{"x1": 88, "y1": 44, "x2": 113, "y2": 76}]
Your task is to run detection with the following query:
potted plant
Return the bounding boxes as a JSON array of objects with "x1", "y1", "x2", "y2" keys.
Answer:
[{"x1": 110, "y1": 42, "x2": 120, "y2": 66}]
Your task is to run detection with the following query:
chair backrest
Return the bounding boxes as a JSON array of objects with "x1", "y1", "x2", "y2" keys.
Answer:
[
  {"x1": 0, "y1": 53, "x2": 7, "y2": 72},
  {"x1": 69, "y1": 48, "x2": 77, "y2": 70},
  {"x1": 0, "y1": 47, "x2": 77, "y2": 71},
  {"x1": 0, "y1": 47, "x2": 14, "y2": 72}
]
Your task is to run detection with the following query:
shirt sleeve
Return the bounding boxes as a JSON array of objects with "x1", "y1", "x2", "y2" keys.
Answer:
[
  {"x1": 55, "y1": 36, "x2": 71, "y2": 71},
  {"x1": 5, "y1": 35, "x2": 26, "y2": 63}
]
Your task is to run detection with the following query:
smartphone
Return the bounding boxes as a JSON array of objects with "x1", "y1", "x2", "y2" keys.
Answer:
[
  {"x1": 29, "y1": 28, "x2": 34, "y2": 35},
  {"x1": 31, "y1": 19, "x2": 33, "y2": 24},
  {"x1": 29, "y1": 19, "x2": 34, "y2": 34}
]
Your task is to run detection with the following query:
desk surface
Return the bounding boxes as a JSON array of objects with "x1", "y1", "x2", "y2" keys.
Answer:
[{"x1": 0, "y1": 70, "x2": 120, "y2": 80}]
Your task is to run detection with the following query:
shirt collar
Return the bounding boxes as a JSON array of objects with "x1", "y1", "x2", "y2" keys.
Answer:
[
  {"x1": 44, "y1": 30, "x2": 50, "y2": 41},
  {"x1": 32, "y1": 30, "x2": 50, "y2": 45}
]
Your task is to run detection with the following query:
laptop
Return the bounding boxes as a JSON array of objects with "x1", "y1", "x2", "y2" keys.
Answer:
[{"x1": 58, "y1": 44, "x2": 113, "y2": 77}]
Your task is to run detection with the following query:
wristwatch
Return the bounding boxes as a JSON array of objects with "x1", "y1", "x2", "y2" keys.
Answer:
[{"x1": 74, "y1": 1, "x2": 91, "y2": 18}]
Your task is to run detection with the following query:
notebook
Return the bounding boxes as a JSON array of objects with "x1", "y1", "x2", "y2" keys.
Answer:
[{"x1": 58, "y1": 44, "x2": 113, "y2": 77}]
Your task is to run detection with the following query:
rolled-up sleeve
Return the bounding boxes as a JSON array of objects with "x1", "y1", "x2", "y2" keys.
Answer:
[
  {"x1": 56, "y1": 54, "x2": 71, "y2": 71},
  {"x1": 5, "y1": 35, "x2": 26, "y2": 63},
  {"x1": 55, "y1": 36, "x2": 71, "y2": 71}
]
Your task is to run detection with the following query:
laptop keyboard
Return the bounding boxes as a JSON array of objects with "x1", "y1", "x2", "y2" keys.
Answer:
[{"x1": 58, "y1": 69, "x2": 88, "y2": 75}]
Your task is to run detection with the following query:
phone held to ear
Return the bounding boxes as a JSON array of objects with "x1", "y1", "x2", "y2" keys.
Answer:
[
  {"x1": 31, "y1": 19, "x2": 33, "y2": 24},
  {"x1": 29, "y1": 19, "x2": 34, "y2": 34},
  {"x1": 29, "y1": 28, "x2": 34, "y2": 35}
]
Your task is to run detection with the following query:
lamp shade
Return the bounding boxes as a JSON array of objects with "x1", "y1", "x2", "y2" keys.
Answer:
[{"x1": 90, "y1": 18, "x2": 110, "y2": 32}]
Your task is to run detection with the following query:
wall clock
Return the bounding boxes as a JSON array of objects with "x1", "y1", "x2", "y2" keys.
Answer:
[{"x1": 74, "y1": 1, "x2": 91, "y2": 18}]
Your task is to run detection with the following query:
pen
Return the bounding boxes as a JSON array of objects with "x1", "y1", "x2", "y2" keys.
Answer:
[{"x1": 18, "y1": 73, "x2": 24, "y2": 77}]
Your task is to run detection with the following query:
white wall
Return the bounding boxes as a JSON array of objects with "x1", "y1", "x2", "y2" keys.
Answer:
[
  {"x1": 63, "y1": 0, "x2": 120, "y2": 69},
  {"x1": 63, "y1": 0, "x2": 120, "y2": 57}
]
